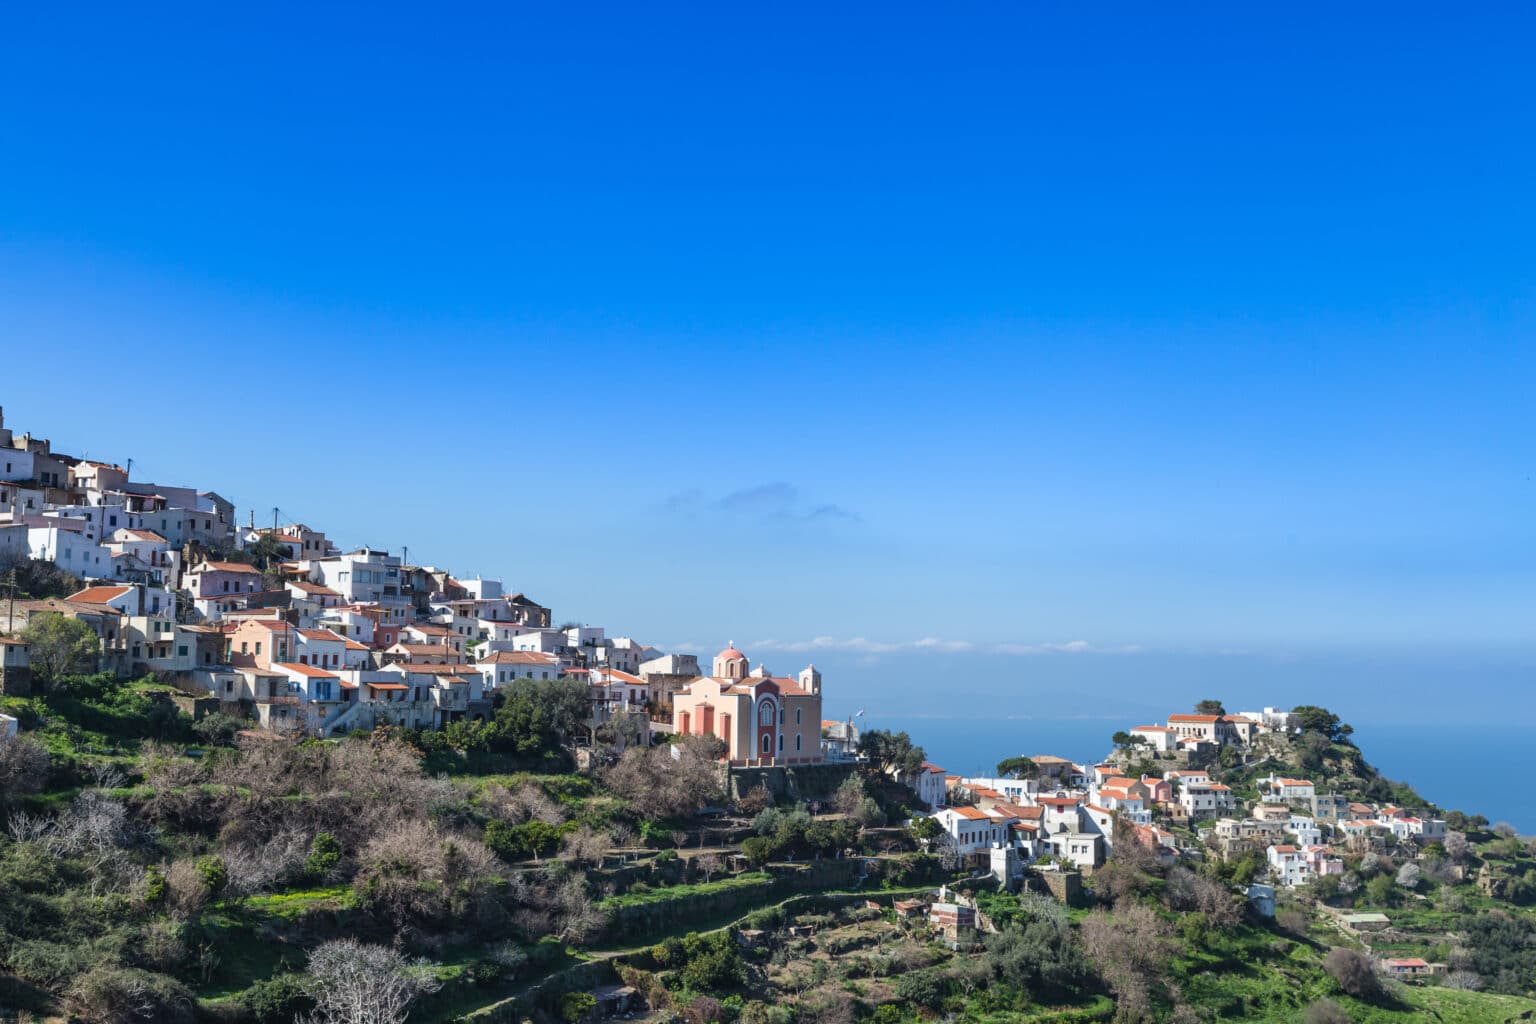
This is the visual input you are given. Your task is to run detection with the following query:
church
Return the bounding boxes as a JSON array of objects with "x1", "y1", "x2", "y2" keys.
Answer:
[{"x1": 671, "y1": 644, "x2": 824, "y2": 765}]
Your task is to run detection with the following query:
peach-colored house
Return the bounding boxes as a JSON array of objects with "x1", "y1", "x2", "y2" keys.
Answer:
[
  {"x1": 227, "y1": 619, "x2": 297, "y2": 669},
  {"x1": 671, "y1": 645, "x2": 823, "y2": 765}
]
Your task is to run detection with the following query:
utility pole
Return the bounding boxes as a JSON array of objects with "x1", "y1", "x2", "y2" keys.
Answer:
[{"x1": 4, "y1": 568, "x2": 17, "y2": 636}]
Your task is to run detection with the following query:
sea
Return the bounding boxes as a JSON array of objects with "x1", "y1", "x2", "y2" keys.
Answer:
[{"x1": 859, "y1": 715, "x2": 1534, "y2": 834}]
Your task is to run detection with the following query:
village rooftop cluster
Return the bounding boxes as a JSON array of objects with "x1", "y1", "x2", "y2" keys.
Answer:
[{"x1": 895, "y1": 705, "x2": 1450, "y2": 958}]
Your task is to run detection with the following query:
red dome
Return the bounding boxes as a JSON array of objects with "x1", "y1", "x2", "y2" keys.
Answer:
[{"x1": 716, "y1": 645, "x2": 746, "y2": 662}]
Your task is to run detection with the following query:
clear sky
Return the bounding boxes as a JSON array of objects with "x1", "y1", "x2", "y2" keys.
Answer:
[{"x1": 2, "y1": 4, "x2": 1533, "y2": 726}]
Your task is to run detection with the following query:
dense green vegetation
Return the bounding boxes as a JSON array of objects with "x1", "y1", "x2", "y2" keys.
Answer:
[{"x1": 2, "y1": 680, "x2": 1533, "y2": 1022}]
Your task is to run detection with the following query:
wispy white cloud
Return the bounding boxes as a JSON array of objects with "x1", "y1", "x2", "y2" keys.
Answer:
[{"x1": 660, "y1": 482, "x2": 859, "y2": 524}]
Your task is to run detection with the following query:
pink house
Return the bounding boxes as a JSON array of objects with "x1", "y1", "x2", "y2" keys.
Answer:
[{"x1": 185, "y1": 560, "x2": 264, "y2": 599}]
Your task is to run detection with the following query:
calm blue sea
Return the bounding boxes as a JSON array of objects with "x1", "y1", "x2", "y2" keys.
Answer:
[{"x1": 863, "y1": 716, "x2": 1533, "y2": 834}]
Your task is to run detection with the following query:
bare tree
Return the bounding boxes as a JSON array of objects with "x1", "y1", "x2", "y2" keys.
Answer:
[
  {"x1": 697, "y1": 853, "x2": 723, "y2": 883},
  {"x1": 1080, "y1": 903, "x2": 1176, "y2": 1024},
  {"x1": 1164, "y1": 867, "x2": 1242, "y2": 930},
  {"x1": 603, "y1": 741, "x2": 724, "y2": 820},
  {"x1": 302, "y1": 939, "x2": 441, "y2": 1024},
  {"x1": 561, "y1": 825, "x2": 611, "y2": 869},
  {"x1": 1444, "y1": 969, "x2": 1483, "y2": 991},
  {"x1": 1442, "y1": 831, "x2": 1471, "y2": 862},
  {"x1": 931, "y1": 833, "x2": 962, "y2": 872},
  {"x1": 553, "y1": 874, "x2": 607, "y2": 943},
  {"x1": 0, "y1": 736, "x2": 51, "y2": 801}
]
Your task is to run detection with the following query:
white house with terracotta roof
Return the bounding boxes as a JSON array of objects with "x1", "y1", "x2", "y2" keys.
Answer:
[
  {"x1": 384, "y1": 642, "x2": 458, "y2": 667},
  {"x1": 401, "y1": 622, "x2": 467, "y2": 657},
  {"x1": 263, "y1": 662, "x2": 346, "y2": 731},
  {"x1": 1271, "y1": 843, "x2": 1345, "y2": 887},
  {"x1": 294, "y1": 628, "x2": 348, "y2": 670},
  {"x1": 287, "y1": 580, "x2": 343, "y2": 617},
  {"x1": 1036, "y1": 795, "x2": 1086, "y2": 834},
  {"x1": 897, "y1": 762, "x2": 951, "y2": 810},
  {"x1": 1262, "y1": 776, "x2": 1317, "y2": 804},
  {"x1": 671, "y1": 645, "x2": 823, "y2": 765},
  {"x1": 1178, "y1": 779, "x2": 1235, "y2": 820},
  {"x1": 379, "y1": 662, "x2": 485, "y2": 727},
  {"x1": 587, "y1": 668, "x2": 649, "y2": 708},
  {"x1": 477, "y1": 650, "x2": 560, "y2": 686},
  {"x1": 913, "y1": 762, "x2": 949, "y2": 810},
  {"x1": 1047, "y1": 829, "x2": 1105, "y2": 870},
  {"x1": 69, "y1": 582, "x2": 173, "y2": 618},
  {"x1": 1093, "y1": 777, "x2": 1153, "y2": 825},
  {"x1": 1129, "y1": 725, "x2": 1177, "y2": 753},
  {"x1": 931, "y1": 806, "x2": 1011, "y2": 857},
  {"x1": 316, "y1": 607, "x2": 376, "y2": 645},
  {"x1": 103, "y1": 527, "x2": 177, "y2": 585}
]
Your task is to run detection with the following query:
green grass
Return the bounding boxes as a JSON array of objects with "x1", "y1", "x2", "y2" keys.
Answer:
[
  {"x1": 237, "y1": 885, "x2": 355, "y2": 920},
  {"x1": 1406, "y1": 986, "x2": 1536, "y2": 1023},
  {"x1": 597, "y1": 871, "x2": 774, "y2": 909}
]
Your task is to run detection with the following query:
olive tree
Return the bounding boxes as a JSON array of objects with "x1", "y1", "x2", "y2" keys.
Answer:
[{"x1": 21, "y1": 612, "x2": 100, "y2": 685}]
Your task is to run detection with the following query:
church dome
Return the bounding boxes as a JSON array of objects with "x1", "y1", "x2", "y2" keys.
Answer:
[{"x1": 716, "y1": 645, "x2": 746, "y2": 662}]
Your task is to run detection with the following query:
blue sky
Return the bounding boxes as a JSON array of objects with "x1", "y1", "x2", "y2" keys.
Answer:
[{"x1": 2, "y1": 4, "x2": 1533, "y2": 726}]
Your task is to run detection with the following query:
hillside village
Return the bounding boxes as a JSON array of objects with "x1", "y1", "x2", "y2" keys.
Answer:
[
  {"x1": 2, "y1": 405, "x2": 1535, "y2": 1023},
  {"x1": 918, "y1": 705, "x2": 1449, "y2": 902},
  {"x1": 0, "y1": 407, "x2": 843, "y2": 763}
]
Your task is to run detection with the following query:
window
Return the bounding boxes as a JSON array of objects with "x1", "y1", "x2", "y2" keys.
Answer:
[
  {"x1": 796, "y1": 708, "x2": 802, "y2": 725},
  {"x1": 778, "y1": 735, "x2": 784, "y2": 752},
  {"x1": 795, "y1": 734, "x2": 802, "y2": 751},
  {"x1": 255, "y1": 642, "x2": 262, "y2": 656},
  {"x1": 178, "y1": 645, "x2": 188, "y2": 657},
  {"x1": 761, "y1": 734, "x2": 771, "y2": 753}
]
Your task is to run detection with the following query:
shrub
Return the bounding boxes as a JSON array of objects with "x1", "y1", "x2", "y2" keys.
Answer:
[
  {"x1": 140, "y1": 864, "x2": 167, "y2": 905},
  {"x1": 1302, "y1": 999, "x2": 1351, "y2": 1024},
  {"x1": 66, "y1": 966, "x2": 195, "y2": 1024},
  {"x1": 196, "y1": 855, "x2": 229, "y2": 900},
  {"x1": 681, "y1": 939, "x2": 746, "y2": 993},
  {"x1": 192, "y1": 712, "x2": 244, "y2": 746},
  {"x1": 464, "y1": 957, "x2": 504, "y2": 985},
  {"x1": 1324, "y1": 948, "x2": 1381, "y2": 1000},
  {"x1": 893, "y1": 970, "x2": 943, "y2": 1010},
  {"x1": 561, "y1": 991, "x2": 598, "y2": 1022},
  {"x1": 239, "y1": 973, "x2": 316, "y2": 1024},
  {"x1": 305, "y1": 832, "x2": 343, "y2": 879}
]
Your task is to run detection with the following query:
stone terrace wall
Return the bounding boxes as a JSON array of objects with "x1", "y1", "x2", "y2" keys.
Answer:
[{"x1": 723, "y1": 761, "x2": 857, "y2": 802}]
